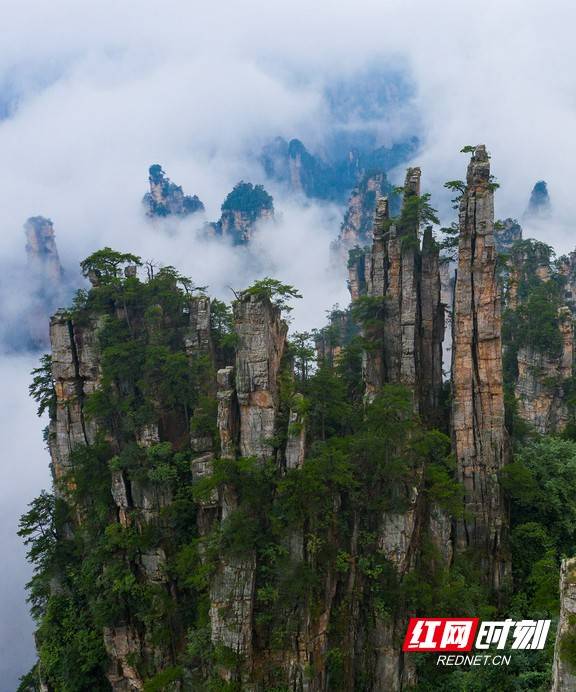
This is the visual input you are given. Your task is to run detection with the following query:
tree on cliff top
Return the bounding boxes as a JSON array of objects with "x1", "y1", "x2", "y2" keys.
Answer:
[
  {"x1": 242, "y1": 277, "x2": 302, "y2": 313},
  {"x1": 221, "y1": 182, "x2": 273, "y2": 217},
  {"x1": 80, "y1": 247, "x2": 142, "y2": 284}
]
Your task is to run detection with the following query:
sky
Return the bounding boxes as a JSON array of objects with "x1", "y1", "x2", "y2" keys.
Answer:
[{"x1": 2, "y1": 0, "x2": 576, "y2": 686}]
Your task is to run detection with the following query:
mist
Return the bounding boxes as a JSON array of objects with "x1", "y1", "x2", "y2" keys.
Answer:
[
  {"x1": 2, "y1": 0, "x2": 576, "y2": 686},
  {"x1": 0, "y1": 356, "x2": 50, "y2": 687}
]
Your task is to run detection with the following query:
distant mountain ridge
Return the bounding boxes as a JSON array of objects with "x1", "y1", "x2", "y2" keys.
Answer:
[{"x1": 260, "y1": 135, "x2": 418, "y2": 202}]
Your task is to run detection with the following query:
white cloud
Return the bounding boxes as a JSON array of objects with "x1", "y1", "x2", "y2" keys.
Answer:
[
  {"x1": 0, "y1": 356, "x2": 50, "y2": 689},
  {"x1": 2, "y1": 0, "x2": 576, "y2": 681}
]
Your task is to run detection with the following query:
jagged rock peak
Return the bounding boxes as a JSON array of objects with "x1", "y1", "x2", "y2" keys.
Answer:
[
  {"x1": 451, "y1": 144, "x2": 510, "y2": 589},
  {"x1": 142, "y1": 163, "x2": 204, "y2": 218},
  {"x1": 525, "y1": 179, "x2": 551, "y2": 219},
  {"x1": 396, "y1": 167, "x2": 421, "y2": 238},
  {"x1": 404, "y1": 166, "x2": 421, "y2": 196},
  {"x1": 359, "y1": 166, "x2": 444, "y2": 418},
  {"x1": 24, "y1": 216, "x2": 63, "y2": 284},
  {"x1": 466, "y1": 143, "x2": 490, "y2": 185},
  {"x1": 260, "y1": 134, "x2": 417, "y2": 203},
  {"x1": 374, "y1": 195, "x2": 390, "y2": 237},
  {"x1": 213, "y1": 181, "x2": 274, "y2": 245},
  {"x1": 337, "y1": 170, "x2": 391, "y2": 250},
  {"x1": 23, "y1": 216, "x2": 66, "y2": 349}
]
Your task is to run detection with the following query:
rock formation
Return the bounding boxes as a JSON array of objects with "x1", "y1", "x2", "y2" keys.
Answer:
[
  {"x1": 25, "y1": 216, "x2": 64, "y2": 286},
  {"x1": 503, "y1": 240, "x2": 575, "y2": 434},
  {"x1": 525, "y1": 180, "x2": 551, "y2": 220},
  {"x1": 315, "y1": 307, "x2": 356, "y2": 366},
  {"x1": 339, "y1": 168, "x2": 447, "y2": 688},
  {"x1": 494, "y1": 217, "x2": 522, "y2": 254},
  {"x1": 24, "y1": 216, "x2": 66, "y2": 348},
  {"x1": 233, "y1": 294, "x2": 287, "y2": 460},
  {"x1": 514, "y1": 307, "x2": 573, "y2": 434},
  {"x1": 552, "y1": 557, "x2": 576, "y2": 691},
  {"x1": 206, "y1": 294, "x2": 287, "y2": 682},
  {"x1": 49, "y1": 311, "x2": 103, "y2": 482},
  {"x1": 359, "y1": 169, "x2": 444, "y2": 419},
  {"x1": 336, "y1": 171, "x2": 391, "y2": 253},
  {"x1": 260, "y1": 136, "x2": 417, "y2": 203},
  {"x1": 142, "y1": 164, "x2": 204, "y2": 218},
  {"x1": 451, "y1": 145, "x2": 509, "y2": 589},
  {"x1": 46, "y1": 288, "x2": 218, "y2": 690},
  {"x1": 30, "y1": 147, "x2": 562, "y2": 692},
  {"x1": 210, "y1": 181, "x2": 274, "y2": 244}
]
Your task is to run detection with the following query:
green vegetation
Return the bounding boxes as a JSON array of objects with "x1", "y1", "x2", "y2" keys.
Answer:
[
  {"x1": 144, "y1": 165, "x2": 204, "y2": 217},
  {"x1": 242, "y1": 277, "x2": 302, "y2": 313},
  {"x1": 19, "y1": 227, "x2": 576, "y2": 690},
  {"x1": 390, "y1": 187, "x2": 439, "y2": 241},
  {"x1": 19, "y1": 249, "x2": 228, "y2": 691},
  {"x1": 80, "y1": 247, "x2": 142, "y2": 283},
  {"x1": 29, "y1": 354, "x2": 55, "y2": 417},
  {"x1": 221, "y1": 181, "x2": 273, "y2": 220},
  {"x1": 513, "y1": 281, "x2": 563, "y2": 356}
]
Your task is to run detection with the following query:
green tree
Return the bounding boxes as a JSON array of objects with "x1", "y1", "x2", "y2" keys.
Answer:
[
  {"x1": 29, "y1": 354, "x2": 55, "y2": 418},
  {"x1": 290, "y1": 331, "x2": 315, "y2": 382},
  {"x1": 242, "y1": 277, "x2": 302, "y2": 313},
  {"x1": 80, "y1": 247, "x2": 142, "y2": 284}
]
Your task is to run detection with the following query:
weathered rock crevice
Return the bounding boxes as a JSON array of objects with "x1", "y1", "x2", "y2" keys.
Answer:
[
  {"x1": 451, "y1": 145, "x2": 510, "y2": 590},
  {"x1": 552, "y1": 557, "x2": 576, "y2": 691}
]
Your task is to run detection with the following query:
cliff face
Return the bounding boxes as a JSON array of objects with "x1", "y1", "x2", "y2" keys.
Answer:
[
  {"x1": 142, "y1": 164, "x2": 204, "y2": 218},
  {"x1": 514, "y1": 307, "x2": 573, "y2": 434},
  {"x1": 552, "y1": 557, "x2": 576, "y2": 691},
  {"x1": 340, "y1": 169, "x2": 447, "y2": 689},
  {"x1": 451, "y1": 145, "x2": 509, "y2": 589},
  {"x1": 206, "y1": 295, "x2": 289, "y2": 682},
  {"x1": 360, "y1": 168, "x2": 444, "y2": 419},
  {"x1": 48, "y1": 290, "x2": 216, "y2": 691},
  {"x1": 49, "y1": 312, "x2": 102, "y2": 482},
  {"x1": 336, "y1": 171, "x2": 390, "y2": 253},
  {"x1": 503, "y1": 240, "x2": 575, "y2": 435},
  {"x1": 29, "y1": 146, "x2": 549, "y2": 692}
]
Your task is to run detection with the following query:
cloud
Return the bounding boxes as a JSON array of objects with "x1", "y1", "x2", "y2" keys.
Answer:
[
  {"x1": 2, "y1": 0, "x2": 576, "y2": 681},
  {"x1": 1, "y1": 1, "x2": 574, "y2": 261},
  {"x1": 0, "y1": 355, "x2": 51, "y2": 689}
]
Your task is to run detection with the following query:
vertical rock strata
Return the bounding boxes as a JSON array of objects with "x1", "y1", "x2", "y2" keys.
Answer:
[
  {"x1": 34, "y1": 149, "x2": 528, "y2": 691},
  {"x1": 552, "y1": 557, "x2": 576, "y2": 691},
  {"x1": 49, "y1": 312, "x2": 103, "y2": 481},
  {"x1": 336, "y1": 171, "x2": 390, "y2": 254},
  {"x1": 48, "y1": 297, "x2": 216, "y2": 691},
  {"x1": 234, "y1": 294, "x2": 287, "y2": 460},
  {"x1": 514, "y1": 307, "x2": 573, "y2": 434},
  {"x1": 142, "y1": 164, "x2": 205, "y2": 218},
  {"x1": 208, "y1": 293, "x2": 287, "y2": 680},
  {"x1": 349, "y1": 168, "x2": 446, "y2": 689},
  {"x1": 362, "y1": 168, "x2": 444, "y2": 419},
  {"x1": 451, "y1": 145, "x2": 509, "y2": 588}
]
